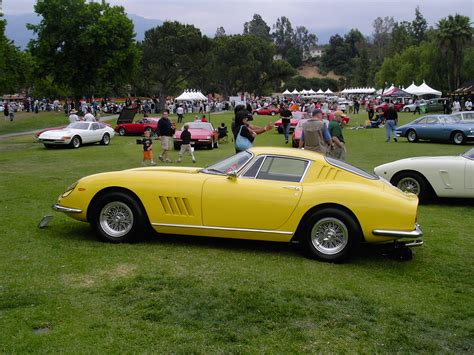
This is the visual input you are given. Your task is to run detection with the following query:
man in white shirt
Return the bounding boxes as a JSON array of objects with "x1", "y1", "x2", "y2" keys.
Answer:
[
  {"x1": 465, "y1": 98, "x2": 472, "y2": 111},
  {"x1": 176, "y1": 105, "x2": 184, "y2": 123},
  {"x1": 84, "y1": 108, "x2": 96, "y2": 121},
  {"x1": 68, "y1": 109, "x2": 79, "y2": 123}
]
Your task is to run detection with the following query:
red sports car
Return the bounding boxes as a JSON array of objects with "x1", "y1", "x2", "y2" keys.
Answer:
[
  {"x1": 253, "y1": 107, "x2": 280, "y2": 116},
  {"x1": 173, "y1": 122, "x2": 219, "y2": 150},
  {"x1": 375, "y1": 102, "x2": 405, "y2": 112},
  {"x1": 115, "y1": 117, "x2": 160, "y2": 136}
]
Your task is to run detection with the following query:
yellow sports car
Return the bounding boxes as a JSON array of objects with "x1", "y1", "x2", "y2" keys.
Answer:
[{"x1": 53, "y1": 147, "x2": 423, "y2": 262}]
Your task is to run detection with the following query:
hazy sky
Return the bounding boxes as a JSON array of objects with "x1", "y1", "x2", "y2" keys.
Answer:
[{"x1": 3, "y1": 0, "x2": 473, "y2": 36}]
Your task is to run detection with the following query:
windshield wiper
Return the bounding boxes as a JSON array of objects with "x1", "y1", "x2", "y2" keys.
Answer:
[{"x1": 201, "y1": 168, "x2": 225, "y2": 175}]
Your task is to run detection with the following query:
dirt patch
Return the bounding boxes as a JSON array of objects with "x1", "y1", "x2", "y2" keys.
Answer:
[
  {"x1": 298, "y1": 64, "x2": 343, "y2": 81},
  {"x1": 64, "y1": 264, "x2": 137, "y2": 288}
]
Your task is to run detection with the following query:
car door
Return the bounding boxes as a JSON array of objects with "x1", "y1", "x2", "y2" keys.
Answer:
[
  {"x1": 465, "y1": 157, "x2": 474, "y2": 197},
  {"x1": 88, "y1": 122, "x2": 102, "y2": 143},
  {"x1": 201, "y1": 156, "x2": 309, "y2": 230}
]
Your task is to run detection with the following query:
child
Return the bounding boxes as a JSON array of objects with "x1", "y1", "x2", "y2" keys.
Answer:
[
  {"x1": 177, "y1": 124, "x2": 196, "y2": 163},
  {"x1": 142, "y1": 130, "x2": 156, "y2": 166}
]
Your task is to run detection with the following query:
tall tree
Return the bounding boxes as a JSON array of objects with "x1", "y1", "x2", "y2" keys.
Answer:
[
  {"x1": 344, "y1": 28, "x2": 364, "y2": 58},
  {"x1": 272, "y1": 16, "x2": 294, "y2": 58},
  {"x1": 28, "y1": 0, "x2": 139, "y2": 98},
  {"x1": 321, "y1": 34, "x2": 351, "y2": 75},
  {"x1": 436, "y1": 14, "x2": 473, "y2": 90},
  {"x1": 372, "y1": 16, "x2": 395, "y2": 59},
  {"x1": 411, "y1": 6, "x2": 428, "y2": 45},
  {"x1": 293, "y1": 26, "x2": 317, "y2": 54},
  {"x1": 385, "y1": 21, "x2": 413, "y2": 57},
  {"x1": 215, "y1": 26, "x2": 226, "y2": 37},
  {"x1": 243, "y1": 14, "x2": 272, "y2": 41},
  {"x1": 141, "y1": 21, "x2": 210, "y2": 109}
]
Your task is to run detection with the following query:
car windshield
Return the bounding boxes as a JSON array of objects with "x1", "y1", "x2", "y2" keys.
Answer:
[
  {"x1": 461, "y1": 148, "x2": 474, "y2": 160},
  {"x1": 187, "y1": 122, "x2": 213, "y2": 130},
  {"x1": 326, "y1": 157, "x2": 378, "y2": 180},
  {"x1": 201, "y1": 151, "x2": 252, "y2": 175},
  {"x1": 67, "y1": 122, "x2": 90, "y2": 130}
]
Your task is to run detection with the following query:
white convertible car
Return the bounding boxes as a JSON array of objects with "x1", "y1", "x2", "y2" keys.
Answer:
[
  {"x1": 374, "y1": 148, "x2": 474, "y2": 201},
  {"x1": 37, "y1": 121, "x2": 115, "y2": 149}
]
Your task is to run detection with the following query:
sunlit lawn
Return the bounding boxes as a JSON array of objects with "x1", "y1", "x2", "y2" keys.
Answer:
[{"x1": 0, "y1": 110, "x2": 473, "y2": 352}]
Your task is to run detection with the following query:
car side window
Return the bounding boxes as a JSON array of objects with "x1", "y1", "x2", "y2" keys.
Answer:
[
  {"x1": 426, "y1": 117, "x2": 438, "y2": 124},
  {"x1": 91, "y1": 123, "x2": 99, "y2": 130},
  {"x1": 242, "y1": 157, "x2": 265, "y2": 178},
  {"x1": 255, "y1": 156, "x2": 309, "y2": 182},
  {"x1": 417, "y1": 117, "x2": 428, "y2": 124}
]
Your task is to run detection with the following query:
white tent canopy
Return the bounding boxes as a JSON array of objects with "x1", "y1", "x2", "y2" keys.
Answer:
[
  {"x1": 175, "y1": 89, "x2": 207, "y2": 101},
  {"x1": 282, "y1": 89, "x2": 291, "y2": 95},
  {"x1": 316, "y1": 89, "x2": 324, "y2": 94},
  {"x1": 412, "y1": 81, "x2": 442, "y2": 96},
  {"x1": 308, "y1": 89, "x2": 316, "y2": 94},
  {"x1": 404, "y1": 82, "x2": 419, "y2": 95},
  {"x1": 341, "y1": 87, "x2": 376, "y2": 94},
  {"x1": 291, "y1": 89, "x2": 299, "y2": 94},
  {"x1": 324, "y1": 89, "x2": 333, "y2": 94}
]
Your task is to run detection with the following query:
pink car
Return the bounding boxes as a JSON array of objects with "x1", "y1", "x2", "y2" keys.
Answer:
[
  {"x1": 173, "y1": 121, "x2": 219, "y2": 150},
  {"x1": 274, "y1": 111, "x2": 307, "y2": 134}
]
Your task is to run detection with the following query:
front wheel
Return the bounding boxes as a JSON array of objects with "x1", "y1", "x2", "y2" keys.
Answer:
[
  {"x1": 100, "y1": 133, "x2": 110, "y2": 145},
  {"x1": 90, "y1": 191, "x2": 147, "y2": 243},
  {"x1": 303, "y1": 208, "x2": 360, "y2": 262},
  {"x1": 391, "y1": 171, "x2": 432, "y2": 202},
  {"x1": 70, "y1": 136, "x2": 81, "y2": 149},
  {"x1": 452, "y1": 131, "x2": 466, "y2": 145},
  {"x1": 404, "y1": 107, "x2": 410, "y2": 112},
  {"x1": 271, "y1": 111, "x2": 276, "y2": 116},
  {"x1": 118, "y1": 127, "x2": 126, "y2": 136},
  {"x1": 407, "y1": 129, "x2": 418, "y2": 143}
]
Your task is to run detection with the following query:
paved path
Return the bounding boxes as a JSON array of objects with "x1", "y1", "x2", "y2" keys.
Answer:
[{"x1": 0, "y1": 114, "x2": 119, "y2": 140}]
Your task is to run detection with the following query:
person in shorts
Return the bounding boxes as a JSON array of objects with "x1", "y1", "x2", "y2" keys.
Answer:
[
  {"x1": 177, "y1": 124, "x2": 196, "y2": 163},
  {"x1": 142, "y1": 130, "x2": 156, "y2": 166},
  {"x1": 157, "y1": 109, "x2": 174, "y2": 163}
]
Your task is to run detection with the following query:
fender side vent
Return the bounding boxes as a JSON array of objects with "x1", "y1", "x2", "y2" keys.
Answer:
[{"x1": 159, "y1": 196, "x2": 194, "y2": 216}]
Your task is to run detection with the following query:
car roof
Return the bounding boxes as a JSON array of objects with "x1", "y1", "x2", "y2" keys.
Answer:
[{"x1": 249, "y1": 146, "x2": 325, "y2": 161}]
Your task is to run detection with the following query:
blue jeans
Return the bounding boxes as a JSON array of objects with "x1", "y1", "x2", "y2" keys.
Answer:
[
  {"x1": 386, "y1": 120, "x2": 397, "y2": 140},
  {"x1": 284, "y1": 123, "x2": 290, "y2": 141}
]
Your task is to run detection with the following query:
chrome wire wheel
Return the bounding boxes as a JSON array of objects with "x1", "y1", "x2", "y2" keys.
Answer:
[
  {"x1": 311, "y1": 217, "x2": 349, "y2": 255},
  {"x1": 453, "y1": 132, "x2": 465, "y2": 145},
  {"x1": 397, "y1": 177, "x2": 420, "y2": 195},
  {"x1": 99, "y1": 201, "x2": 134, "y2": 238}
]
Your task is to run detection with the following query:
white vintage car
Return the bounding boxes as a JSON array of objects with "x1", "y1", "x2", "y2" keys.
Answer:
[
  {"x1": 374, "y1": 148, "x2": 474, "y2": 201},
  {"x1": 37, "y1": 121, "x2": 115, "y2": 149}
]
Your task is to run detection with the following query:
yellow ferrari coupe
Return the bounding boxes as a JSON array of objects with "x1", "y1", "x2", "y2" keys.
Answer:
[{"x1": 53, "y1": 147, "x2": 423, "y2": 262}]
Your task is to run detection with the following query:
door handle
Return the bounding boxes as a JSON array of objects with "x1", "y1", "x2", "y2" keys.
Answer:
[{"x1": 282, "y1": 186, "x2": 301, "y2": 191}]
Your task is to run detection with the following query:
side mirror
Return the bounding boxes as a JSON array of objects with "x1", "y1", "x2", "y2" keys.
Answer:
[{"x1": 226, "y1": 170, "x2": 237, "y2": 180}]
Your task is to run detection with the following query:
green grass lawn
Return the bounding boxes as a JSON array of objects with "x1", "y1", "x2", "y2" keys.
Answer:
[{"x1": 0, "y1": 110, "x2": 473, "y2": 352}]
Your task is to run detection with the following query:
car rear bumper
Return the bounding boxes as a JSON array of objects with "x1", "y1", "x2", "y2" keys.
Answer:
[{"x1": 373, "y1": 223, "x2": 423, "y2": 239}]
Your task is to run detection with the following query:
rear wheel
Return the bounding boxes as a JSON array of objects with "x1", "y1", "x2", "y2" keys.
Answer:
[
  {"x1": 452, "y1": 131, "x2": 466, "y2": 145},
  {"x1": 70, "y1": 136, "x2": 81, "y2": 149},
  {"x1": 303, "y1": 208, "x2": 360, "y2": 262},
  {"x1": 100, "y1": 133, "x2": 110, "y2": 145},
  {"x1": 118, "y1": 127, "x2": 126, "y2": 136},
  {"x1": 404, "y1": 107, "x2": 410, "y2": 112},
  {"x1": 407, "y1": 129, "x2": 418, "y2": 143},
  {"x1": 391, "y1": 171, "x2": 432, "y2": 202},
  {"x1": 213, "y1": 139, "x2": 219, "y2": 148},
  {"x1": 271, "y1": 111, "x2": 276, "y2": 116},
  {"x1": 277, "y1": 126, "x2": 283, "y2": 134},
  {"x1": 90, "y1": 191, "x2": 147, "y2": 243}
]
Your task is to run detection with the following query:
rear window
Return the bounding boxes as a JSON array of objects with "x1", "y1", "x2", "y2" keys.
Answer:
[{"x1": 325, "y1": 157, "x2": 378, "y2": 180}]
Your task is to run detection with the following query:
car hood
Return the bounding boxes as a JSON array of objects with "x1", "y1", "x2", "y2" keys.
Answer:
[
  {"x1": 39, "y1": 129, "x2": 79, "y2": 138},
  {"x1": 128, "y1": 166, "x2": 201, "y2": 174}
]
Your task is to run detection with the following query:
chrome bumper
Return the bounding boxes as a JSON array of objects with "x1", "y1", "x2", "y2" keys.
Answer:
[
  {"x1": 373, "y1": 224, "x2": 423, "y2": 238},
  {"x1": 52, "y1": 204, "x2": 82, "y2": 213}
]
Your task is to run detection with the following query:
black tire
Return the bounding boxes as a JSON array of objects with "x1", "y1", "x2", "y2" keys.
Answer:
[
  {"x1": 303, "y1": 208, "x2": 360, "y2": 262},
  {"x1": 452, "y1": 131, "x2": 466, "y2": 145},
  {"x1": 391, "y1": 171, "x2": 432, "y2": 202},
  {"x1": 404, "y1": 107, "x2": 410, "y2": 112},
  {"x1": 90, "y1": 191, "x2": 147, "y2": 243},
  {"x1": 277, "y1": 126, "x2": 283, "y2": 134},
  {"x1": 407, "y1": 129, "x2": 418, "y2": 143},
  {"x1": 100, "y1": 133, "x2": 110, "y2": 145},
  {"x1": 118, "y1": 127, "x2": 126, "y2": 136},
  {"x1": 70, "y1": 136, "x2": 81, "y2": 149},
  {"x1": 213, "y1": 139, "x2": 219, "y2": 149},
  {"x1": 208, "y1": 139, "x2": 214, "y2": 149}
]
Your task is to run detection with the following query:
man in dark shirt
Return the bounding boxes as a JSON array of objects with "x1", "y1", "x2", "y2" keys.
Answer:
[
  {"x1": 177, "y1": 124, "x2": 195, "y2": 163},
  {"x1": 157, "y1": 109, "x2": 174, "y2": 162},
  {"x1": 279, "y1": 103, "x2": 292, "y2": 144},
  {"x1": 384, "y1": 104, "x2": 398, "y2": 142}
]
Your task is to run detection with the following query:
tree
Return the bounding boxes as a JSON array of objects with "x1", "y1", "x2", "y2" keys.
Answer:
[
  {"x1": 293, "y1": 26, "x2": 317, "y2": 54},
  {"x1": 243, "y1": 14, "x2": 272, "y2": 41},
  {"x1": 462, "y1": 47, "x2": 474, "y2": 84},
  {"x1": 412, "y1": 6, "x2": 428, "y2": 45},
  {"x1": 140, "y1": 21, "x2": 210, "y2": 109},
  {"x1": 372, "y1": 16, "x2": 395, "y2": 59},
  {"x1": 385, "y1": 21, "x2": 413, "y2": 57},
  {"x1": 272, "y1": 16, "x2": 294, "y2": 58},
  {"x1": 287, "y1": 47, "x2": 303, "y2": 68},
  {"x1": 215, "y1": 26, "x2": 226, "y2": 37},
  {"x1": 28, "y1": 0, "x2": 139, "y2": 98},
  {"x1": 344, "y1": 28, "x2": 364, "y2": 58},
  {"x1": 321, "y1": 34, "x2": 351, "y2": 75},
  {"x1": 436, "y1": 14, "x2": 473, "y2": 90}
]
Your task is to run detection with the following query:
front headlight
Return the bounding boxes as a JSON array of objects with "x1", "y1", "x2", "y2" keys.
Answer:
[{"x1": 61, "y1": 181, "x2": 79, "y2": 198}]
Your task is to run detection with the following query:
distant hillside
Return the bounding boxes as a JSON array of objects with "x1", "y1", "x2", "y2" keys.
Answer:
[
  {"x1": 298, "y1": 64, "x2": 343, "y2": 81},
  {"x1": 3, "y1": 13, "x2": 164, "y2": 48}
]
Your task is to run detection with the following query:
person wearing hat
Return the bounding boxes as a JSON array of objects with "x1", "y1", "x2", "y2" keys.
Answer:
[
  {"x1": 328, "y1": 111, "x2": 347, "y2": 160},
  {"x1": 68, "y1": 109, "x2": 79, "y2": 123},
  {"x1": 299, "y1": 109, "x2": 333, "y2": 154}
]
